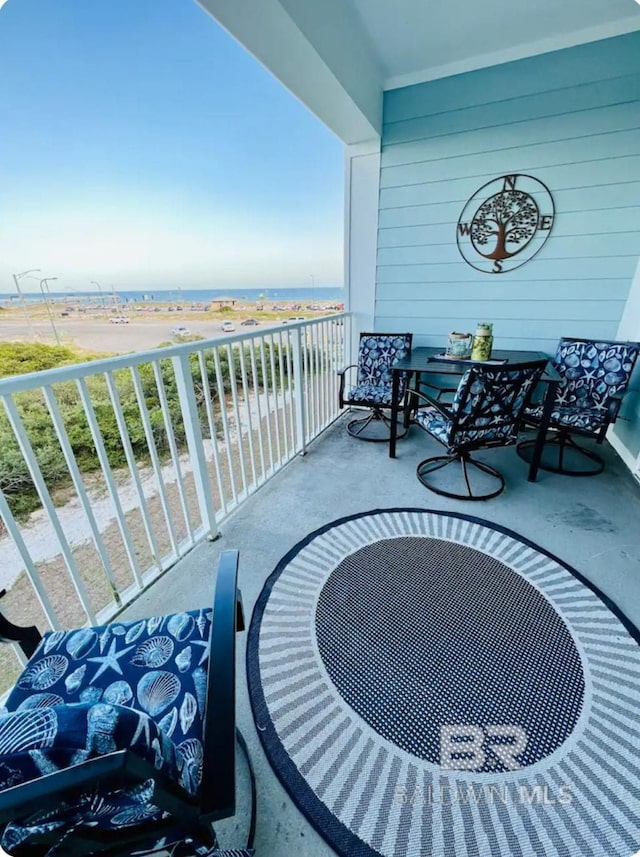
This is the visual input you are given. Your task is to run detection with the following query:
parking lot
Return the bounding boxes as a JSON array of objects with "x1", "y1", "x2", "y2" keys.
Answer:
[{"x1": 0, "y1": 315, "x2": 287, "y2": 355}]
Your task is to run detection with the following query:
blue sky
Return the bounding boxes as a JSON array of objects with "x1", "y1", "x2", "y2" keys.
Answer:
[{"x1": 0, "y1": 0, "x2": 344, "y2": 292}]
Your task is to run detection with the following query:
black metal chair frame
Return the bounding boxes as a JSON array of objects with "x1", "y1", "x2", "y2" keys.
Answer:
[
  {"x1": 0, "y1": 551, "x2": 256, "y2": 857},
  {"x1": 517, "y1": 337, "x2": 640, "y2": 476},
  {"x1": 0, "y1": 590, "x2": 42, "y2": 659},
  {"x1": 413, "y1": 360, "x2": 547, "y2": 501},
  {"x1": 337, "y1": 332, "x2": 413, "y2": 443}
]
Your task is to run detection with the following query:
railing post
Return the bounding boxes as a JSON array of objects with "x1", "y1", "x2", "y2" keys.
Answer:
[
  {"x1": 345, "y1": 314, "x2": 355, "y2": 370},
  {"x1": 0, "y1": 488, "x2": 61, "y2": 631},
  {"x1": 291, "y1": 328, "x2": 307, "y2": 456},
  {"x1": 2, "y1": 395, "x2": 97, "y2": 625},
  {"x1": 172, "y1": 354, "x2": 219, "y2": 539}
]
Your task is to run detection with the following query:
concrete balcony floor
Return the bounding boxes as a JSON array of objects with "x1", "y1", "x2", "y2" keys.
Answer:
[{"x1": 121, "y1": 414, "x2": 640, "y2": 857}]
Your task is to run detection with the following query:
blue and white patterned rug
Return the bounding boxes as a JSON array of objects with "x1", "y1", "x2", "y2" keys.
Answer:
[{"x1": 247, "y1": 509, "x2": 640, "y2": 857}]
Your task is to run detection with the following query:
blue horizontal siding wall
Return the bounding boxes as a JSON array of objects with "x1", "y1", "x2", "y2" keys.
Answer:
[{"x1": 376, "y1": 32, "x2": 640, "y2": 354}]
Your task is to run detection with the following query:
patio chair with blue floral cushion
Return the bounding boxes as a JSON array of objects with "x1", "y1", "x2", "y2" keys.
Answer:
[
  {"x1": 338, "y1": 332, "x2": 413, "y2": 442},
  {"x1": 0, "y1": 551, "x2": 255, "y2": 857},
  {"x1": 517, "y1": 337, "x2": 640, "y2": 476},
  {"x1": 414, "y1": 360, "x2": 547, "y2": 500}
]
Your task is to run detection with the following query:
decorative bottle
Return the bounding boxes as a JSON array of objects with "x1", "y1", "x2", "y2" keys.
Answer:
[
  {"x1": 471, "y1": 323, "x2": 493, "y2": 361},
  {"x1": 446, "y1": 331, "x2": 473, "y2": 359}
]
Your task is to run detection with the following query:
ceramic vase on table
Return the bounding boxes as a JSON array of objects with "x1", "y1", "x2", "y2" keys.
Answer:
[
  {"x1": 446, "y1": 331, "x2": 473, "y2": 359},
  {"x1": 471, "y1": 323, "x2": 494, "y2": 361}
]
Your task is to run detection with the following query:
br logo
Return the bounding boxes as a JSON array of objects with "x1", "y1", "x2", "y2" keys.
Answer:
[
  {"x1": 440, "y1": 724, "x2": 528, "y2": 772},
  {"x1": 457, "y1": 174, "x2": 554, "y2": 274}
]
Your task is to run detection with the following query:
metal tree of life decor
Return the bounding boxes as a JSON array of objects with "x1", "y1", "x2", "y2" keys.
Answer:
[{"x1": 457, "y1": 174, "x2": 554, "y2": 274}]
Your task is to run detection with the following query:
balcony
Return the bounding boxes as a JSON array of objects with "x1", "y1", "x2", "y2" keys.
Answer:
[{"x1": 2, "y1": 320, "x2": 640, "y2": 854}]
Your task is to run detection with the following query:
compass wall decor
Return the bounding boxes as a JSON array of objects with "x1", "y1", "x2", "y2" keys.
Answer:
[{"x1": 456, "y1": 174, "x2": 555, "y2": 274}]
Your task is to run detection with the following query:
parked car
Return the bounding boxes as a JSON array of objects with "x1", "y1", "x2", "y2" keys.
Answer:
[
  {"x1": 172, "y1": 326, "x2": 190, "y2": 336},
  {"x1": 221, "y1": 321, "x2": 236, "y2": 333},
  {"x1": 240, "y1": 318, "x2": 259, "y2": 326},
  {"x1": 109, "y1": 316, "x2": 130, "y2": 324}
]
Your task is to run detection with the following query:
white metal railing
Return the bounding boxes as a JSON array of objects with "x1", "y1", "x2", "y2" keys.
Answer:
[{"x1": 0, "y1": 314, "x2": 351, "y2": 690}]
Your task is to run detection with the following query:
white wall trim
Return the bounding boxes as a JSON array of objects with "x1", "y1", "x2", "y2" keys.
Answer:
[
  {"x1": 616, "y1": 256, "x2": 640, "y2": 342},
  {"x1": 344, "y1": 143, "x2": 381, "y2": 356},
  {"x1": 608, "y1": 428, "x2": 640, "y2": 479},
  {"x1": 344, "y1": 156, "x2": 353, "y2": 314},
  {"x1": 610, "y1": 254, "x2": 640, "y2": 471},
  {"x1": 384, "y1": 15, "x2": 640, "y2": 91},
  {"x1": 345, "y1": 140, "x2": 381, "y2": 159}
]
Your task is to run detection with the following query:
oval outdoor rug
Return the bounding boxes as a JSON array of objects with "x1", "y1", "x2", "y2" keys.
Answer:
[{"x1": 247, "y1": 509, "x2": 640, "y2": 857}]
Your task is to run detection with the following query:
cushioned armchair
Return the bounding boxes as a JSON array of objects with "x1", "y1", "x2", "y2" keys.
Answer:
[
  {"x1": 0, "y1": 551, "x2": 255, "y2": 857},
  {"x1": 517, "y1": 337, "x2": 640, "y2": 475},
  {"x1": 338, "y1": 332, "x2": 413, "y2": 442},
  {"x1": 414, "y1": 360, "x2": 547, "y2": 500}
]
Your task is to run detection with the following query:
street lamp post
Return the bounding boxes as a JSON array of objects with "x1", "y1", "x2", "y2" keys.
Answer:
[
  {"x1": 39, "y1": 277, "x2": 60, "y2": 345},
  {"x1": 91, "y1": 280, "x2": 105, "y2": 309},
  {"x1": 12, "y1": 268, "x2": 40, "y2": 340}
]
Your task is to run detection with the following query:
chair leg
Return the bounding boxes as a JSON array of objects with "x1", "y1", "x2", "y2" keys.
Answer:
[
  {"x1": 558, "y1": 433, "x2": 566, "y2": 472},
  {"x1": 461, "y1": 456, "x2": 473, "y2": 497},
  {"x1": 347, "y1": 410, "x2": 377, "y2": 439},
  {"x1": 516, "y1": 431, "x2": 605, "y2": 476},
  {"x1": 416, "y1": 453, "x2": 505, "y2": 500},
  {"x1": 378, "y1": 409, "x2": 409, "y2": 440},
  {"x1": 346, "y1": 408, "x2": 409, "y2": 443}
]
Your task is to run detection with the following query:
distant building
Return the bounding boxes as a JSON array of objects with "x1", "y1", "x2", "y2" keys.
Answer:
[{"x1": 209, "y1": 299, "x2": 237, "y2": 308}]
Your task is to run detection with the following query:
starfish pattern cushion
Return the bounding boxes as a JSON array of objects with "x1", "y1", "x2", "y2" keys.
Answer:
[
  {"x1": 546, "y1": 339, "x2": 638, "y2": 420},
  {"x1": 416, "y1": 365, "x2": 543, "y2": 452},
  {"x1": 1, "y1": 608, "x2": 212, "y2": 849},
  {"x1": 354, "y1": 334, "x2": 412, "y2": 400}
]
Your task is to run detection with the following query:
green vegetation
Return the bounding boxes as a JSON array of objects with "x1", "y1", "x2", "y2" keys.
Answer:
[
  {"x1": 0, "y1": 342, "x2": 82, "y2": 379},
  {"x1": 0, "y1": 340, "x2": 287, "y2": 521},
  {"x1": 157, "y1": 334, "x2": 205, "y2": 347}
]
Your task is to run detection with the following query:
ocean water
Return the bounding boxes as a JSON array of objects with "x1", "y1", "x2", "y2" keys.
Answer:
[{"x1": 0, "y1": 286, "x2": 344, "y2": 305}]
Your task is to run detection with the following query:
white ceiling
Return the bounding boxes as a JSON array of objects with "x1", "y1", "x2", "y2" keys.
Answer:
[{"x1": 349, "y1": 0, "x2": 640, "y2": 89}]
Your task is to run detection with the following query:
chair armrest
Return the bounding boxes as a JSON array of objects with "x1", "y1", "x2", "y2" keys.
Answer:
[
  {"x1": 607, "y1": 395, "x2": 623, "y2": 424},
  {"x1": 337, "y1": 364, "x2": 357, "y2": 407},
  {"x1": 236, "y1": 585, "x2": 246, "y2": 632},
  {"x1": 200, "y1": 550, "x2": 243, "y2": 822},
  {"x1": 0, "y1": 751, "x2": 199, "y2": 828},
  {"x1": 594, "y1": 394, "x2": 625, "y2": 442},
  {"x1": 405, "y1": 383, "x2": 454, "y2": 426},
  {"x1": 418, "y1": 381, "x2": 458, "y2": 401},
  {"x1": 411, "y1": 387, "x2": 454, "y2": 420},
  {"x1": 336, "y1": 364, "x2": 357, "y2": 377},
  {"x1": 0, "y1": 591, "x2": 42, "y2": 658}
]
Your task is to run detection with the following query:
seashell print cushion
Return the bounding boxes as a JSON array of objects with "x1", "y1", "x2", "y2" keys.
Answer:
[
  {"x1": 1, "y1": 607, "x2": 213, "y2": 849},
  {"x1": 0, "y1": 702, "x2": 181, "y2": 790}
]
